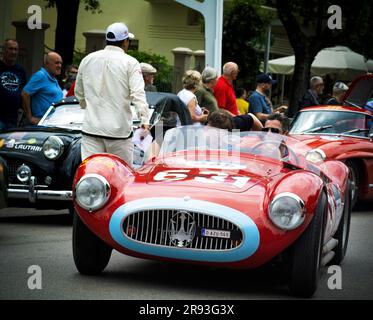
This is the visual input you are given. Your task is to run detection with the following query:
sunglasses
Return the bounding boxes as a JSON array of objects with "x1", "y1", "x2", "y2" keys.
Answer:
[{"x1": 262, "y1": 127, "x2": 280, "y2": 134}]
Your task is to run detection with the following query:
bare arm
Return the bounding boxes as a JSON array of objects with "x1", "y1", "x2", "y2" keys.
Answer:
[
  {"x1": 253, "y1": 112, "x2": 270, "y2": 123},
  {"x1": 188, "y1": 99, "x2": 208, "y2": 123},
  {"x1": 248, "y1": 113, "x2": 264, "y2": 131},
  {"x1": 21, "y1": 91, "x2": 39, "y2": 124}
]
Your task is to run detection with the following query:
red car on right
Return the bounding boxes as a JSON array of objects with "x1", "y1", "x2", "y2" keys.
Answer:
[{"x1": 290, "y1": 74, "x2": 373, "y2": 206}]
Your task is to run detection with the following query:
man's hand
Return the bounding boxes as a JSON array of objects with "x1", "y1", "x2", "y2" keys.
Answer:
[
  {"x1": 141, "y1": 124, "x2": 150, "y2": 131},
  {"x1": 30, "y1": 116, "x2": 40, "y2": 125},
  {"x1": 140, "y1": 124, "x2": 150, "y2": 141},
  {"x1": 274, "y1": 105, "x2": 288, "y2": 113}
]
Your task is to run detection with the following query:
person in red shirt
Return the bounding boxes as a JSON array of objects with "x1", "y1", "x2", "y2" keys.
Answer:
[{"x1": 214, "y1": 62, "x2": 240, "y2": 116}]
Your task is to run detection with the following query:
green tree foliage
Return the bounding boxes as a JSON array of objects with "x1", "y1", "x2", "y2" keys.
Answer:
[
  {"x1": 274, "y1": 0, "x2": 373, "y2": 116},
  {"x1": 44, "y1": 0, "x2": 102, "y2": 67},
  {"x1": 222, "y1": 0, "x2": 273, "y2": 88}
]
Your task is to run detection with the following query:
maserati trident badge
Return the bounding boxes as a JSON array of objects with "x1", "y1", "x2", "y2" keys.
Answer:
[{"x1": 169, "y1": 211, "x2": 196, "y2": 247}]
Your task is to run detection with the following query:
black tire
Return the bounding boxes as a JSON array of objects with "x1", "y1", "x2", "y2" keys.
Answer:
[
  {"x1": 73, "y1": 211, "x2": 112, "y2": 275},
  {"x1": 289, "y1": 191, "x2": 327, "y2": 298},
  {"x1": 330, "y1": 184, "x2": 351, "y2": 265},
  {"x1": 346, "y1": 161, "x2": 360, "y2": 208}
]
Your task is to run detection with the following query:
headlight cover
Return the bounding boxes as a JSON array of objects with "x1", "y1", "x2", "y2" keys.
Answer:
[
  {"x1": 75, "y1": 174, "x2": 111, "y2": 212},
  {"x1": 269, "y1": 193, "x2": 305, "y2": 230},
  {"x1": 305, "y1": 149, "x2": 326, "y2": 164},
  {"x1": 43, "y1": 136, "x2": 64, "y2": 160}
]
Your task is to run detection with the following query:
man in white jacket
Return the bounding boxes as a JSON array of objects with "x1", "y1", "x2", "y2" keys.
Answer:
[{"x1": 75, "y1": 22, "x2": 150, "y2": 166}]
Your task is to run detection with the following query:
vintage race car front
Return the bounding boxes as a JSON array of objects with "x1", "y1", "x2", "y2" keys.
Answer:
[
  {"x1": 73, "y1": 152, "x2": 327, "y2": 269},
  {"x1": 73, "y1": 127, "x2": 351, "y2": 297}
]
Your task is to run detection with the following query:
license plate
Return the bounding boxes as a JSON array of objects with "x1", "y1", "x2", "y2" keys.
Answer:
[{"x1": 202, "y1": 228, "x2": 231, "y2": 239}]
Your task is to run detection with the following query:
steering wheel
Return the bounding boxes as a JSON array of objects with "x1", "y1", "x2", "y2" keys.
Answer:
[{"x1": 250, "y1": 139, "x2": 300, "y2": 166}]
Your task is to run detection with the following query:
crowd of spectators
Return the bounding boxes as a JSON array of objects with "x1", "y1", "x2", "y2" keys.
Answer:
[{"x1": 0, "y1": 21, "x2": 369, "y2": 165}]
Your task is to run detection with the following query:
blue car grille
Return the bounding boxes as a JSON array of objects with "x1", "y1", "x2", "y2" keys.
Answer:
[{"x1": 122, "y1": 209, "x2": 243, "y2": 250}]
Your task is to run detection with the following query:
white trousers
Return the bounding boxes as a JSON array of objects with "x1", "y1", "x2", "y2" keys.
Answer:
[{"x1": 81, "y1": 135, "x2": 134, "y2": 167}]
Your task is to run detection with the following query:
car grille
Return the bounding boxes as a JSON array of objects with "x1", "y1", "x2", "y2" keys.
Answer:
[{"x1": 122, "y1": 209, "x2": 243, "y2": 250}]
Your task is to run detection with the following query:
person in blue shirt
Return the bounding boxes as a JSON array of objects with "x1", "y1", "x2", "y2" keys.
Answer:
[
  {"x1": 22, "y1": 52, "x2": 63, "y2": 125},
  {"x1": 249, "y1": 73, "x2": 287, "y2": 123}
]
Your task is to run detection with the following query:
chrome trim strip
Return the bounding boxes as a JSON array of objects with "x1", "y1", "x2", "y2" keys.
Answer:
[
  {"x1": 369, "y1": 184, "x2": 373, "y2": 188},
  {"x1": 8, "y1": 189, "x2": 73, "y2": 201},
  {"x1": 293, "y1": 132, "x2": 371, "y2": 140},
  {"x1": 299, "y1": 109, "x2": 370, "y2": 116}
]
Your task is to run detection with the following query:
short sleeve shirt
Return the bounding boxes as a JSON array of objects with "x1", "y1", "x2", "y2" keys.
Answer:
[
  {"x1": 23, "y1": 67, "x2": 63, "y2": 118},
  {"x1": 214, "y1": 76, "x2": 239, "y2": 116},
  {"x1": 249, "y1": 91, "x2": 271, "y2": 115},
  {"x1": 0, "y1": 61, "x2": 26, "y2": 123},
  {"x1": 195, "y1": 85, "x2": 218, "y2": 114}
]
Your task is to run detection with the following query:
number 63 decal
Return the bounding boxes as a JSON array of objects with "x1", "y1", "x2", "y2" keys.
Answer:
[{"x1": 153, "y1": 170, "x2": 250, "y2": 189}]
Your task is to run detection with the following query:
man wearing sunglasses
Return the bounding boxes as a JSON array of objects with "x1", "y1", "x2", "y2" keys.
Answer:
[{"x1": 262, "y1": 113, "x2": 290, "y2": 135}]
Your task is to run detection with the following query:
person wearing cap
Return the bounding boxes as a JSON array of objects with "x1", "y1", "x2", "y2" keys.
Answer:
[
  {"x1": 140, "y1": 62, "x2": 157, "y2": 92},
  {"x1": 248, "y1": 73, "x2": 278, "y2": 123},
  {"x1": 195, "y1": 66, "x2": 219, "y2": 114},
  {"x1": 75, "y1": 22, "x2": 150, "y2": 166},
  {"x1": 214, "y1": 62, "x2": 240, "y2": 116},
  {"x1": 326, "y1": 82, "x2": 349, "y2": 105},
  {"x1": 298, "y1": 76, "x2": 324, "y2": 109}
]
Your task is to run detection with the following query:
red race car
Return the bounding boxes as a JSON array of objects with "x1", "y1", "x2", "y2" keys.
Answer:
[
  {"x1": 290, "y1": 74, "x2": 373, "y2": 206},
  {"x1": 72, "y1": 126, "x2": 351, "y2": 297}
]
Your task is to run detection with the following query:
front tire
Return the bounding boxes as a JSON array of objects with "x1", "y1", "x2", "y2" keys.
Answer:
[
  {"x1": 330, "y1": 184, "x2": 351, "y2": 265},
  {"x1": 289, "y1": 191, "x2": 327, "y2": 298},
  {"x1": 346, "y1": 161, "x2": 360, "y2": 208},
  {"x1": 73, "y1": 211, "x2": 112, "y2": 275}
]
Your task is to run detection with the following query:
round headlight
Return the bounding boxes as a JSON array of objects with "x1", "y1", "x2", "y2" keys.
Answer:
[
  {"x1": 269, "y1": 193, "x2": 305, "y2": 230},
  {"x1": 43, "y1": 136, "x2": 64, "y2": 160},
  {"x1": 306, "y1": 149, "x2": 326, "y2": 163},
  {"x1": 75, "y1": 174, "x2": 110, "y2": 212}
]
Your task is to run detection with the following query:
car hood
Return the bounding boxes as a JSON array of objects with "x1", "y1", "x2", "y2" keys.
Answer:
[
  {"x1": 145, "y1": 156, "x2": 285, "y2": 193},
  {"x1": 0, "y1": 128, "x2": 80, "y2": 156},
  {"x1": 343, "y1": 74, "x2": 373, "y2": 107},
  {"x1": 291, "y1": 134, "x2": 363, "y2": 158}
]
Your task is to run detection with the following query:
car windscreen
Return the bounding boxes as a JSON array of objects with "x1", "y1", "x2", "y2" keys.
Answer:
[
  {"x1": 39, "y1": 104, "x2": 84, "y2": 130},
  {"x1": 158, "y1": 126, "x2": 316, "y2": 169},
  {"x1": 290, "y1": 110, "x2": 371, "y2": 137}
]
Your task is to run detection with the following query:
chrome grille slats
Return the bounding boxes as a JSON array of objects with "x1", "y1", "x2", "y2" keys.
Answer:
[{"x1": 122, "y1": 209, "x2": 243, "y2": 251}]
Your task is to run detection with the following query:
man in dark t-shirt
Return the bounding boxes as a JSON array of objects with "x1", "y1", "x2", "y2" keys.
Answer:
[{"x1": 0, "y1": 39, "x2": 26, "y2": 129}]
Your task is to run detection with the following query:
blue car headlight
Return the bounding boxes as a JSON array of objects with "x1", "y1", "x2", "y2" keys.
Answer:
[
  {"x1": 269, "y1": 193, "x2": 305, "y2": 230},
  {"x1": 75, "y1": 174, "x2": 111, "y2": 212}
]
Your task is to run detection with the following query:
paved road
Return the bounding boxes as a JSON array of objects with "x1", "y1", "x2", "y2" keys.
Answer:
[{"x1": 0, "y1": 204, "x2": 372, "y2": 300}]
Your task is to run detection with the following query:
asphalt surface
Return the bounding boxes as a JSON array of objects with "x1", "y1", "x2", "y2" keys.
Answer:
[{"x1": 0, "y1": 203, "x2": 372, "y2": 300}]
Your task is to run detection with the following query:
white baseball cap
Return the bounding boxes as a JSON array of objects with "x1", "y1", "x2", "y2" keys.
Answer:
[
  {"x1": 140, "y1": 63, "x2": 157, "y2": 74},
  {"x1": 106, "y1": 22, "x2": 135, "y2": 41}
]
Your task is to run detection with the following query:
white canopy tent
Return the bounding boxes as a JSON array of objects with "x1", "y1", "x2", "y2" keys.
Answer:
[{"x1": 269, "y1": 46, "x2": 368, "y2": 80}]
